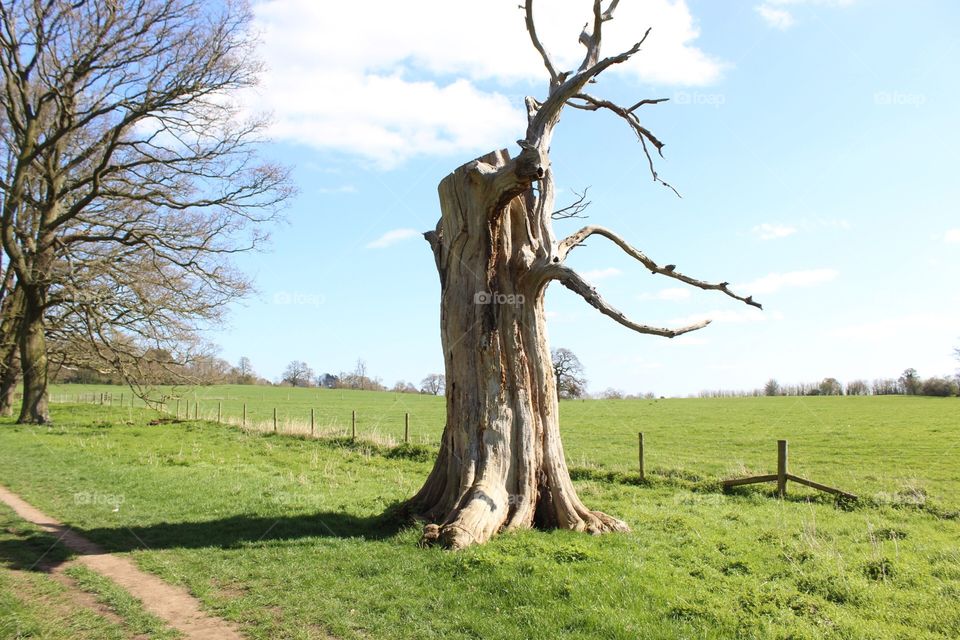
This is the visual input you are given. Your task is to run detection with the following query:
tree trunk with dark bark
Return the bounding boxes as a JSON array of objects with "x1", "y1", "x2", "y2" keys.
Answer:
[
  {"x1": 0, "y1": 352, "x2": 19, "y2": 417},
  {"x1": 0, "y1": 285, "x2": 23, "y2": 417},
  {"x1": 17, "y1": 285, "x2": 50, "y2": 424}
]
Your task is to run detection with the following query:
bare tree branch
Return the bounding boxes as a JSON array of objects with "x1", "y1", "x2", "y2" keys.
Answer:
[
  {"x1": 557, "y1": 225, "x2": 762, "y2": 309},
  {"x1": 551, "y1": 187, "x2": 591, "y2": 220},
  {"x1": 566, "y1": 92, "x2": 679, "y2": 196},
  {"x1": 523, "y1": 0, "x2": 560, "y2": 86},
  {"x1": 556, "y1": 266, "x2": 710, "y2": 338}
]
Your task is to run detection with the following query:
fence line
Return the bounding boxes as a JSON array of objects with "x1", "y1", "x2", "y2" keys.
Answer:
[{"x1": 40, "y1": 393, "x2": 858, "y2": 501}]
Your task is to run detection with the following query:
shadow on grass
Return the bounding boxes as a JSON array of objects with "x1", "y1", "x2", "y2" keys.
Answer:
[{"x1": 0, "y1": 508, "x2": 410, "y2": 573}]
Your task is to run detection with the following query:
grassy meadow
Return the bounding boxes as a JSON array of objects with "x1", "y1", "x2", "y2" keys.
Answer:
[
  {"x1": 46, "y1": 384, "x2": 960, "y2": 506},
  {"x1": 0, "y1": 390, "x2": 957, "y2": 639}
]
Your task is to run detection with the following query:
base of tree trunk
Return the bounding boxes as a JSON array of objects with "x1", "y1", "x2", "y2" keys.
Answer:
[{"x1": 416, "y1": 511, "x2": 629, "y2": 550}]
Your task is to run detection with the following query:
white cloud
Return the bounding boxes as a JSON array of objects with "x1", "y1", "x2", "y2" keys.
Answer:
[
  {"x1": 944, "y1": 229, "x2": 960, "y2": 244},
  {"x1": 755, "y1": 0, "x2": 857, "y2": 30},
  {"x1": 670, "y1": 307, "x2": 779, "y2": 326},
  {"x1": 639, "y1": 287, "x2": 692, "y2": 301},
  {"x1": 366, "y1": 228, "x2": 419, "y2": 249},
  {"x1": 829, "y1": 313, "x2": 958, "y2": 342},
  {"x1": 755, "y1": 5, "x2": 795, "y2": 29},
  {"x1": 582, "y1": 267, "x2": 623, "y2": 282},
  {"x1": 752, "y1": 223, "x2": 797, "y2": 240},
  {"x1": 250, "y1": 0, "x2": 725, "y2": 165},
  {"x1": 737, "y1": 268, "x2": 838, "y2": 295},
  {"x1": 317, "y1": 184, "x2": 357, "y2": 194}
]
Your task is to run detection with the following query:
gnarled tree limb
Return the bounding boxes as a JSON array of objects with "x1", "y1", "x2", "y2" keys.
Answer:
[
  {"x1": 556, "y1": 266, "x2": 710, "y2": 338},
  {"x1": 523, "y1": 0, "x2": 560, "y2": 86},
  {"x1": 557, "y1": 225, "x2": 762, "y2": 309},
  {"x1": 566, "y1": 92, "x2": 678, "y2": 195}
]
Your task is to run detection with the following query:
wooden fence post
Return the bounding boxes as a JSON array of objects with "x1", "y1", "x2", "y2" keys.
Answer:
[
  {"x1": 273, "y1": 407, "x2": 278, "y2": 433},
  {"x1": 217, "y1": 402, "x2": 222, "y2": 423},
  {"x1": 638, "y1": 432, "x2": 645, "y2": 481},
  {"x1": 242, "y1": 403, "x2": 247, "y2": 427},
  {"x1": 777, "y1": 439, "x2": 788, "y2": 497},
  {"x1": 404, "y1": 413, "x2": 409, "y2": 444},
  {"x1": 310, "y1": 408, "x2": 315, "y2": 437},
  {"x1": 176, "y1": 399, "x2": 180, "y2": 418},
  {"x1": 351, "y1": 410, "x2": 356, "y2": 440},
  {"x1": 194, "y1": 402, "x2": 198, "y2": 420}
]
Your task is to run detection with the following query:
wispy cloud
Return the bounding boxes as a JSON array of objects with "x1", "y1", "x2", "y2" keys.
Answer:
[
  {"x1": 756, "y1": 5, "x2": 795, "y2": 29},
  {"x1": 755, "y1": 0, "x2": 857, "y2": 30},
  {"x1": 829, "y1": 313, "x2": 957, "y2": 342},
  {"x1": 317, "y1": 184, "x2": 357, "y2": 194},
  {"x1": 670, "y1": 308, "x2": 781, "y2": 326},
  {"x1": 750, "y1": 219, "x2": 849, "y2": 240},
  {"x1": 582, "y1": 267, "x2": 622, "y2": 282},
  {"x1": 366, "y1": 228, "x2": 419, "y2": 249},
  {"x1": 944, "y1": 229, "x2": 960, "y2": 244},
  {"x1": 752, "y1": 223, "x2": 797, "y2": 240},
  {"x1": 639, "y1": 287, "x2": 692, "y2": 301},
  {"x1": 737, "y1": 268, "x2": 838, "y2": 295}
]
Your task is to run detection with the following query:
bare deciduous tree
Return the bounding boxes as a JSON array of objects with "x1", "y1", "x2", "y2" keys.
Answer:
[
  {"x1": 402, "y1": 1, "x2": 759, "y2": 549},
  {"x1": 354, "y1": 359, "x2": 368, "y2": 391},
  {"x1": 420, "y1": 373, "x2": 445, "y2": 396},
  {"x1": 282, "y1": 361, "x2": 314, "y2": 388},
  {"x1": 600, "y1": 388, "x2": 624, "y2": 400},
  {"x1": 900, "y1": 368, "x2": 920, "y2": 395},
  {"x1": 235, "y1": 356, "x2": 256, "y2": 384},
  {"x1": 552, "y1": 348, "x2": 586, "y2": 399},
  {"x1": 763, "y1": 379, "x2": 781, "y2": 397},
  {"x1": 0, "y1": 0, "x2": 291, "y2": 423}
]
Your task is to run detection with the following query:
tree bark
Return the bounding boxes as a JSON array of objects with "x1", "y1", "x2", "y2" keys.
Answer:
[
  {"x1": 0, "y1": 284, "x2": 23, "y2": 417},
  {"x1": 17, "y1": 285, "x2": 50, "y2": 424},
  {"x1": 0, "y1": 341, "x2": 19, "y2": 418},
  {"x1": 403, "y1": 150, "x2": 627, "y2": 549}
]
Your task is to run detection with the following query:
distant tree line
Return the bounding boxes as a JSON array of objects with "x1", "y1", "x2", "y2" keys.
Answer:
[{"x1": 698, "y1": 367, "x2": 959, "y2": 398}]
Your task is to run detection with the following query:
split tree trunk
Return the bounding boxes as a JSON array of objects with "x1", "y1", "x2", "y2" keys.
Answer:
[{"x1": 404, "y1": 149, "x2": 627, "y2": 549}]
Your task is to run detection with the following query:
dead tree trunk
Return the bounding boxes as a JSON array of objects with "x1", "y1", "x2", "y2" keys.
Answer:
[
  {"x1": 407, "y1": 149, "x2": 629, "y2": 549},
  {"x1": 403, "y1": 1, "x2": 760, "y2": 549}
]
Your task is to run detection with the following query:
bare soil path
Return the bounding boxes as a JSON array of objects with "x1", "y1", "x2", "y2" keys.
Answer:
[{"x1": 0, "y1": 484, "x2": 245, "y2": 640}]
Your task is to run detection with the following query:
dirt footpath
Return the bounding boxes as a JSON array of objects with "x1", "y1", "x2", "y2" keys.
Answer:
[{"x1": 0, "y1": 484, "x2": 244, "y2": 640}]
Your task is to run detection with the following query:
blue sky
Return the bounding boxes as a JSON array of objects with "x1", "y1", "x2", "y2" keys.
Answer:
[{"x1": 213, "y1": 0, "x2": 960, "y2": 396}]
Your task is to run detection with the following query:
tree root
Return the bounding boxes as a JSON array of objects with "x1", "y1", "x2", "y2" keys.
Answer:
[{"x1": 417, "y1": 508, "x2": 629, "y2": 550}]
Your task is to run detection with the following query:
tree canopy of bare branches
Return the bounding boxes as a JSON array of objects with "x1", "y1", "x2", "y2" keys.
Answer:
[
  {"x1": 552, "y1": 348, "x2": 586, "y2": 399},
  {"x1": 0, "y1": 0, "x2": 292, "y2": 422}
]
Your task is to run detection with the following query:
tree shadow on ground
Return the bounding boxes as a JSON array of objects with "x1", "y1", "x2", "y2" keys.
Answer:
[{"x1": 0, "y1": 509, "x2": 410, "y2": 573}]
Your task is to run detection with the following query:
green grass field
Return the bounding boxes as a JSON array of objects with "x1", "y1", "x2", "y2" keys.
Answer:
[
  {"x1": 1, "y1": 391, "x2": 958, "y2": 639},
  {"x1": 46, "y1": 384, "x2": 960, "y2": 508}
]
